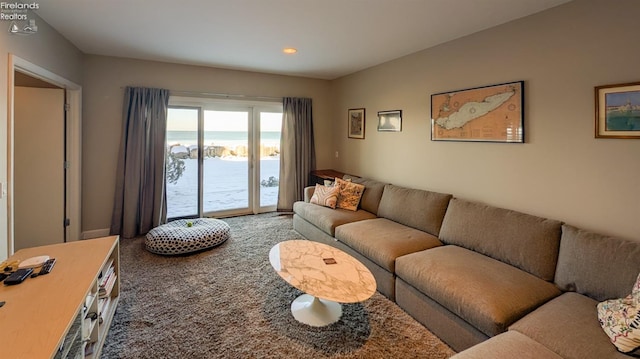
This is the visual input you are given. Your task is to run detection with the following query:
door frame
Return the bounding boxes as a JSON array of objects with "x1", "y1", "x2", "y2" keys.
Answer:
[
  {"x1": 167, "y1": 96, "x2": 281, "y2": 219},
  {"x1": 251, "y1": 105, "x2": 282, "y2": 214},
  {"x1": 7, "y1": 54, "x2": 82, "y2": 255}
]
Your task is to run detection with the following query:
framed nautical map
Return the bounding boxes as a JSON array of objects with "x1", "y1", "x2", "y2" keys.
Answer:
[
  {"x1": 431, "y1": 81, "x2": 524, "y2": 143},
  {"x1": 595, "y1": 81, "x2": 640, "y2": 139}
]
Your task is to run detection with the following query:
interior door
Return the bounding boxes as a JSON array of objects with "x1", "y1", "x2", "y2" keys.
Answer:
[{"x1": 14, "y1": 86, "x2": 65, "y2": 250}]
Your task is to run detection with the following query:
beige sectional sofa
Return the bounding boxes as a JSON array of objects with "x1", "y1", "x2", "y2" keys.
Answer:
[{"x1": 292, "y1": 175, "x2": 640, "y2": 358}]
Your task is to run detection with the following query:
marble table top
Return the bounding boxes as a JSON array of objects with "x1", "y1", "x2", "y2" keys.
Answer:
[{"x1": 269, "y1": 240, "x2": 376, "y2": 303}]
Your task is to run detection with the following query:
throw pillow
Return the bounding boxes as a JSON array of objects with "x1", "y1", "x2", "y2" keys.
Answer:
[
  {"x1": 335, "y1": 177, "x2": 365, "y2": 211},
  {"x1": 309, "y1": 184, "x2": 339, "y2": 209},
  {"x1": 597, "y1": 272, "x2": 640, "y2": 354}
]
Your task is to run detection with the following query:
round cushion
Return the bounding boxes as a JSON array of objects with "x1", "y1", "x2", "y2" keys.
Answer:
[{"x1": 145, "y1": 218, "x2": 230, "y2": 255}]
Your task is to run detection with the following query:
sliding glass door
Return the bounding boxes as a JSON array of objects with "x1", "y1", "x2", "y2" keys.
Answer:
[
  {"x1": 202, "y1": 110, "x2": 250, "y2": 213},
  {"x1": 165, "y1": 98, "x2": 282, "y2": 219},
  {"x1": 258, "y1": 111, "x2": 282, "y2": 208},
  {"x1": 166, "y1": 108, "x2": 199, "y2": 218}
]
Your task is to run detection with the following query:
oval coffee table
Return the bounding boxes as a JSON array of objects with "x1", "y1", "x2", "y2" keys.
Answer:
[{"x1": 269, "y1": 240, "x2": 376, "y2": 327}]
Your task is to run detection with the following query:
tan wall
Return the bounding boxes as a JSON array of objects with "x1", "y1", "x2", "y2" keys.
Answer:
[
  {"x1": 81, "y1": 56, "x2": 332, "y2": 233},
  {"x1": 331, "y1": 0, "x2": 640, "y2": 240},
  {"x1": 0, "y1": 13, "x2": 83, "y2": 259}
]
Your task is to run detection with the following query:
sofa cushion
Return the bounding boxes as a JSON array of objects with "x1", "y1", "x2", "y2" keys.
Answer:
[
  {"x1": 376, "y1": 184, "x2": 452, "y2": 236},
  {"x1": 510, "y1": 292, "x2": 632, "y2": 359},
  {"x1": 335, "y1": 177, "x2": 365, "y2": 211},
  {"x1": 343, "y1": 175, "x2": 387, "y2": 215},
  {"x1": 451, "y1": 331, "x2": 563, "y2": 359},
  {"x1": 438, "y1": 198, "x2": 562, "y2": 281},
  {"x1": 335, "y1": 218, "x2": 442, "y2": 273},
  {"x1": 597, "y1": 273, "x2": 640, "y2": 355},
  {"x1": 309, "y1": 184, "x2": 339, "y2": 209},
  {"x1": 292, "y1": 201, "x2": 376, "y2": 236},
  {"x1": 396, "y1": 245, "x2": 561, "y2": 337},
  {"x1": 555, "y1": 224, "x2": 640, "y2": 301}
]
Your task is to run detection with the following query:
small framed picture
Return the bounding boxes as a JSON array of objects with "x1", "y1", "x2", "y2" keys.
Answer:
[
  {"x1": 348, "y1": 108, "x2": 366, "y2": 139},
  {"x1": 595, "y1": 81, "x2": 640, "y2": 139},
  {"x1": 377, "y1": 110, "x2": 402, "y2": 132}
]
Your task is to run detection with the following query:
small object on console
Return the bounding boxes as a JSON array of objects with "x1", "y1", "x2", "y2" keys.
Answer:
[
  {"x1": 18, "y1": 255, "x2": 49, "y2": 269},
  {"x1": 4, "y1": 268, "x2": 33, "y2": 285},
  {"x1": 0, "y1": 259, "x2": 21, "y2": 273},
  {"x1": 38, "y1": 258, "x2": 56, "y2": 276}
]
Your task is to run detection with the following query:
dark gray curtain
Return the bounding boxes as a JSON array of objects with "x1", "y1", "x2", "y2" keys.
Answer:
[
  {"x1": 277, "y1": 97, "x2": 316, "y2": 211},
  {"x1": 110, "y1": 87, "x2": 170, "y2": 238}
]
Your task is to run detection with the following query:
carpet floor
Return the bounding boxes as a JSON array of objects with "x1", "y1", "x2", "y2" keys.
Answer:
[{"x1": 102, "y1": 213, "x2": 455, "y2": 358}]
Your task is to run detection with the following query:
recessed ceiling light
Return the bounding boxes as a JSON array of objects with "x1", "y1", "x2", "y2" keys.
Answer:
[{"x1": 283, "y1": 47, "x2": 297, "y2": 54}]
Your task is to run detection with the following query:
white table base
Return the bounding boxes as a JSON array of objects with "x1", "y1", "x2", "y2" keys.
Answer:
[{"x1": 290, "y1": 294, "x2": 342, "y2": 327}]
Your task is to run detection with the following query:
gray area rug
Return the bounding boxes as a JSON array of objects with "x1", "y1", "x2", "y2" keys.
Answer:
[{"x1": 102, "y1": 213, "x2": 455, "y2": 358}]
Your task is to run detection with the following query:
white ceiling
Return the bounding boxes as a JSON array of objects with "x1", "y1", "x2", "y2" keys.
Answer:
[{"x1": 35, "y1": 0, "x2": 572, "y2": 80}]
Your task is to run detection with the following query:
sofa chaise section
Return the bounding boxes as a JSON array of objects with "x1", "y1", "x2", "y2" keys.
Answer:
[
  {"x1": 507, "y1": 224, "x2": 640, "y2": 359},
  {"x1": 452, "y1": 224, "x2": 640, "y2": 358},
  {"x1": 451, "y1": 331, "x2": 563, "y2": 359},
  {"x1": 509, "y1": 293, "x2": 629, "y2": 359}
]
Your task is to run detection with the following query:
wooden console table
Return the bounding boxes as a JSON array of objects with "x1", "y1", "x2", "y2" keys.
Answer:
[
  {"x1": 0, "y1": 236, "x2": 120, "y2": 358},
  {"x1": 309, "y1": 169, "x2": 347, "y2": 185}
]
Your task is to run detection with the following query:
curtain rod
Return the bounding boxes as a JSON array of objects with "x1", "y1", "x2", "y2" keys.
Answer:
[
  {"x1": 119, "y1": 87, "x2": 282, "y2": 102},
  {"x1": 170, "y1": 90, "x2": 282, "y2": 102}
]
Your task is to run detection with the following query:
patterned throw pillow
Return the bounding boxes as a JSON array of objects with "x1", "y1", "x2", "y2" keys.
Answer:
[
  {"x1": 310, "y1": 184, "x2": 339, "y2": 209},
  {"x1": 597, "y1": 272, "x2": 640, "y2": 354},
  {"x1": 335, "y1": 177, "x2": 365, "y2": 211}
]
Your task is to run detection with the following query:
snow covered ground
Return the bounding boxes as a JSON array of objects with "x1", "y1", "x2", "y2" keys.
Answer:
[{"x1": 166, "y1": 156, "x2": 279, "y2": 218}]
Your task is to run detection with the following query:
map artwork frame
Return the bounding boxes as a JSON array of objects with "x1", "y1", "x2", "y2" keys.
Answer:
[
  {"x1": 431, "y1": 81, "x2": 524, "y2": 143},
  {"x1": 348, "y1": 108, "x2": 366, "y2": 139},
  {"x1": 595, "y1": 81, "x2": 640, "y2": 139}
]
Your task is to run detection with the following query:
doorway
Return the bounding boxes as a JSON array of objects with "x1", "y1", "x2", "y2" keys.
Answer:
[
  {"x1": 6, "y1": 55, "x2": 82, "y2": 256},
  {"x1": 166, "y1": 97, "x2": 282, "y2": 219},
  {"x1": 14, "y1": 79, "x2": 65, "y2": 250}
]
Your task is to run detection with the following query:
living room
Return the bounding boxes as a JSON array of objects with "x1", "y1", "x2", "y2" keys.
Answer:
[
  {"x1": 0, "y1": 0, "x2": 639, "y2": 357},
  {"x1": 2, "y1": 0, "x2": 638, "y2": 251}
]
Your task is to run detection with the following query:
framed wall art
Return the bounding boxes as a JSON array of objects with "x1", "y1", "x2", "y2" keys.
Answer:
[
  {"x1": 377, "y1": 110, "x2": 402, "y2": 132},
  {"x1": 348, "y1": 108, "x2": 365, "y2": 139},
  {"x1": 431, "y1": 80, "x2": 524, "y2": 143},
  {"x1": 595, "y1": 81, "x2": 640, "y2": 139}
]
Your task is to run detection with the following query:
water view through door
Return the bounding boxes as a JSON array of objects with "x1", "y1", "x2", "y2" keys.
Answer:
[{"x1": 165, "y1": 102, "x2": 282, "y2": 219}]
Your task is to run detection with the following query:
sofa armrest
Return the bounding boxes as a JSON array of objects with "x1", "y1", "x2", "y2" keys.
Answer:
[{"x1": 303, "y1": 186, "x2": 316, "y2": 202}]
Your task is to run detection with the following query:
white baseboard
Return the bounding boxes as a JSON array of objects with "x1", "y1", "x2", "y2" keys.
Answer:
[{"x1": 82, "y1": 228, "x2": 111, "y2": 240}]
